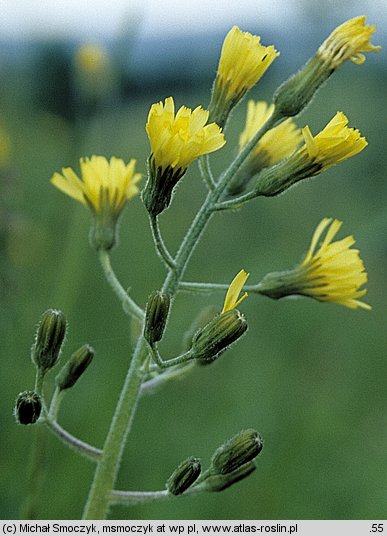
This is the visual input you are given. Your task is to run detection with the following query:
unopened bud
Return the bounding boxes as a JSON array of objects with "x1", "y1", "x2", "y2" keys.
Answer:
[
  {"x1": 191, "y1": 309, "x2": 247, "y2": 363},
  {"x1": 211, "y1": 429, "x2": 263, "y2": 474},
  {"x1": 55, "y1": 344, "x2": 95, "y2": 391},
  {"x1": 182, "y1": 305, "x2": 218, "y2": 351},
  {"x1": 14, "y1": 391, "x2": 42, "y2": 425},
  {"x1": 203, "y1": 461, "x2": 256, "y2": 492},
  {"x1": 144, "y1": 291, "x2": 170, "y2": 345},
  {"x1": 166, "y1": 457, "x2": 201, "y2": 496},
  {"x1": 32, "y1": 309, "x2": 67, "y2": 373}
]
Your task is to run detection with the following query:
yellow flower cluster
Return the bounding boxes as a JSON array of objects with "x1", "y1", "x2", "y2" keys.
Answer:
[
  {"x1": 301, "y1": 112, "x2": 367, "y2": 171},
  {"x1": 239, "y1": 101, "x2": 302, "y2": 168},
  {"x1": 299, "y1": 218, "x2": 370, "y2": 309},
  {"x1": 51, "y1": 156, "x2": 141, "y2": 215},
  {"x1": 318, "y1": 16, "x2": 381, "y2": 68}
]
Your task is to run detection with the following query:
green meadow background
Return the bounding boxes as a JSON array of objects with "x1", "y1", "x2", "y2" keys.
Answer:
[{"x1": 1, "y1": 8, "x2": 386, "y2": 520}]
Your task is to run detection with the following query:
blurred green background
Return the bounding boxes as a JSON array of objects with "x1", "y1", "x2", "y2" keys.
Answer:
[{"x1": 1, "y1": 0, "x2": 386, "y2": 520}]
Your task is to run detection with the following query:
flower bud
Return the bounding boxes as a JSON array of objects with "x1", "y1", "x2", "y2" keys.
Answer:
[
  {"x1": 191, "y1": 309, "x2": 247, "y2": 363},
  {"x1": 14, "y1": 391, "x2": 42, "y2": 425},
  {"x1": 203, "y1": 461, "x2": 256, "y2": 492},
  {"x1": 31, "y1": 309, "x2": 67, "y2": 373},
  {"x1": 55, "y1": 344, "x2": 95, "y2": 391},
  {"x1": 166, "y1": 457, "x2": 201, "y2": 496},
  {"x1": 211, "y1": 429, "x2": 263, "y2": 475},
  {"x1": 144, "y1": 291, "x2": 170, "y2": 345}
]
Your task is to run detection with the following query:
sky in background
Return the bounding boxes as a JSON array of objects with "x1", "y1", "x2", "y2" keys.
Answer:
[{"x1": 1, "y1": 0, "x2": 386, "y2": 40}]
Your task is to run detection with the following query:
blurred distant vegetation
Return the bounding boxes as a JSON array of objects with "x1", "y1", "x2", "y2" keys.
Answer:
[{"x1": 0, "y1": 15, "x2": 386, "y2": 520}]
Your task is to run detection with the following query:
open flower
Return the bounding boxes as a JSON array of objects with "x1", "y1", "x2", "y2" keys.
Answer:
[
  {"x1": 51, "y1": 156, "x2": 141, "y2": 249},
  {"x1": 301, "y1": 111, "x2": 367, "y2": 171},
  {"x1": 143, "y1": 96, "x2": 225, "y2": 216},
  {"x1": 222, "y1": 269, "x2": 249, "y2": 313},
  {"x1": 146, "y1": 97, "x2": 225, "y2": 172},
  {"x1": 228, "y1": 101, "x2": 302, "y2": 195},
  {"x1": 318, "y1": 16, "x2": 381, "y2": 68},
  {"x1": 209, "y1": 27, "x2": 279, "y2": 128},
  {"x1": 259, "y1": 218, "x2": 370, "y2": 310},
  {"x1": 256, "y1": 112, "x2": 367, "y2": 196}
]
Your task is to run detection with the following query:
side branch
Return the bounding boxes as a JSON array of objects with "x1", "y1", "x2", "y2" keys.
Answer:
[
  {"x1": 98, "y1": 250, "x2": 145, "y2": 322},
  {"x1": 199, "y1": 155, "x2": 216, "y2": 191},
  {"x1": 149, "y1": 215, "x2": 176, "y2": 270},
  {"x1": 43, "y1": 418, "x2": 102, "y2": 461}
]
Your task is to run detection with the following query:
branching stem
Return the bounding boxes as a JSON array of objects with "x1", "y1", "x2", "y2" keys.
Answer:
[{"x1": 149, "y1": 215, "x2": 176, "y2": 270}]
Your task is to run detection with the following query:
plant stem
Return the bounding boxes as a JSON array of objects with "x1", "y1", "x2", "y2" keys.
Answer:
[
  {"x1": 110, "y1": 490, "x2": 170, "y2": 506},
  {"x1": 199, "y1": 155, "x2": 216, "y2": 191},
  {"x1": 98, "y1": 249, "x2": 145, "y2": 322},
  {"x1": 149, "y1": 215, "x2": 176, "y2": 270},
  {"x1": 82, "y1": 336, "x2": 148, "y2": 519},
  {"x1": 43, "y1": 418, "x2": 102, "y2": 461},
  {"x1": 83, "y1": 110, "x2": 278, "y2": 519}
]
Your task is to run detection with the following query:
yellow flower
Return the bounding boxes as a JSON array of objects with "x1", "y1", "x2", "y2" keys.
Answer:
[
  {"x1": 301, "y1": 111, "x2": 367, "y2": 171},
  {"x1": 259, "y1": 218, "x2": 370, "y2": 310},
  {"x1": 52, "y1": 156, "x2": 141, "y2": 213},
  {"x1": 75, "y1": 44, "x2": 109, "y2": 74},
  {"x1": 239, "y1": 100, "x2": 302, "y2": 167},
  {"x1": 299, "y1": 218, "x2": 371, "y2": 309},
  {"x1": 217, "y1": 27, "x2": 278, "y2": 102},
  {"x1": 256, "y1": 112, "x2": 367, "y2": 196},
  {"x1": 51, "y1": 156, "x2": 141, "y2": 249},
  {"x1": 146, "y1": 97, "x2": 225, "y2": 172},
  {"x1": 222, "y1": 269, "x2": 249, "y2": 313},
  {"x1": 318, "y1": 16, "x2": 381, "y2": 68},
  {"x1": 143, "y1": 97, "x2": 225, "y2": 216},
  {"x1": 209, "y1": 27, "x2": 279, "y2": 127}
]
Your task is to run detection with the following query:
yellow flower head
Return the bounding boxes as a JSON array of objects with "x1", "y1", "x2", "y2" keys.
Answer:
[
  {"x1": 222, "y1": 269, "x2": 249, "y2": 313},
  {"x1": 302, "y1": 111, "x2": 367, "y2": 171},
  {"x1": 52, "y1": 156, "x2": 141, "y2": 250},
  {"x1": 216, "y1": 27, "x2": 279, "y2": 102},
  {"x1": 259, "y1": 219, "x2": 370, "y2": 310},
  {"x1": 255, "y1": 112, "x2": 366, "y2": 197},
  {"x1": 52, "y1": 156, "x2": 141, "y2": 214},
  {"x1": 75, "y1": 43, "x2": 109, "y2": 74},
  {"x1": 239, "y1": 100, "x2": 302, "y2": 168},
  {"x1": 318, "y1": 16, "x2": 381, "y2": 68},
  {"x1": 209, "y1": 27, "x2": 279, "y2": 128},
  {"x1": 146, "y1": 96, "x2": 225, "y2": 172},
  {"x1": 298, "y1": 218, "x2": 371, "y2": 309}
]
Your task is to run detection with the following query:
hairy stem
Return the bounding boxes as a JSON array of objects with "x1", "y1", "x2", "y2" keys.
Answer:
[
  {"x1": 149, "y1": 215, "x2": 176, "y2": 270},
  {"x1": 98, "y1": 249, "x2": 145, "y2": 322}
]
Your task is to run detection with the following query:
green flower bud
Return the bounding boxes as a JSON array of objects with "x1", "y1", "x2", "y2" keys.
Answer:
[
  {"x1": 211, "y1": 429, "x2": 263, "y2": 474},
  {"x1": 14, "y1": 391, "x2": 42, "y2": 425},
  {"x1": 166, "y1": 457, "x2": 201, "y2": 496},
  {"x1": 182, "y1": 305, "x2": 218, "y2": 352},
  {"x1": 191, "y1": 309, "x2": 247, "y2": 363},
  {"x1": 202, "y1": 461, "x2": 256, "y2": 492},
  {"x1": 55, "y1": 344, "x2": 95, "y2": 391},
  {"x1": 32, "y1": 309, "x2": 67, "y2": 373},
  {"x1": 144, "y1": 291, "x2": 170, "y2": 345}
]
